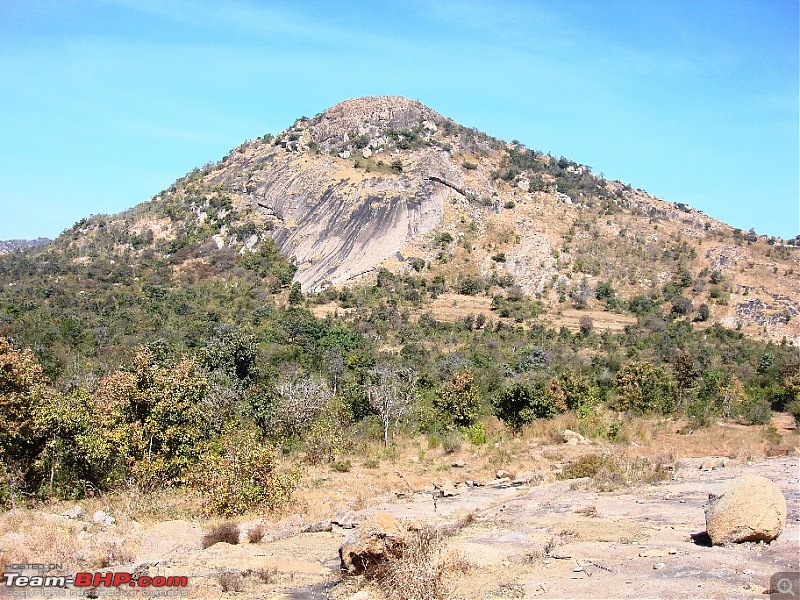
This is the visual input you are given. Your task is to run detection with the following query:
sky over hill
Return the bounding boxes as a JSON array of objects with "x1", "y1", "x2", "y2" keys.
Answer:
[{"x1": 0, "y1": 0, "x2": 797, "y2": 240}]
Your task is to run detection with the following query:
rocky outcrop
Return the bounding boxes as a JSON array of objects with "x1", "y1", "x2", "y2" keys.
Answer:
[
  {"x1": 339, "y1": 511, "x2": 407, "y2": 576},
  {"x1": 704, "y1": 473, "x2": 787, "y2": 545},
  {"x1": 303, "y1": 96, "x2": 444, "y2": 154}
]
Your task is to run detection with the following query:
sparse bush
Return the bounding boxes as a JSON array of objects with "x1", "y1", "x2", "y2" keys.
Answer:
[
  {"x1": 330, "y1": 459, "x2": 352, "y2": 473},
  {"x1": 203, "y1": 522, "x2": 240, "y2": 548},
  {"x1": 247, "y1": 523, "x2": 266, "y2": 543},
  {"x1": 192, "y1": 426, "x2": 298, "y2": 517},
  {"x1": 218, "y1": 571, "x2": 244, "y2": 592}
]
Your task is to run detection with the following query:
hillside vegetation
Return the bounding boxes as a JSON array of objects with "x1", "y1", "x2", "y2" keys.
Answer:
[{"x1": 0, "y1": 96, "x2": 798, "y2": 513}]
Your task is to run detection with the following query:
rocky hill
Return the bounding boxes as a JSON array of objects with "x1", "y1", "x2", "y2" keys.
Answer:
[
  {"x1": 6, "y1": 96, "x2": 799, "y2": 345},
  {"x1": 0, "y1": 237, "x2": 49, "y2": 254}
]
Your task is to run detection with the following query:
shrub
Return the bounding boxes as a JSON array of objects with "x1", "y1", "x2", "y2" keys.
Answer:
[
  {"x1": 203, "y1": 522, "x2": 240, "y2": 548},
  {"x1": 492, "y1": 380, "x2": 564, "y2": 429},
  {"x1": 788, "y1": 399, "x2": 800, "y2": 426},
  {"x1": 738, "y1": 399, "x2": 772, "y2": 425},
  {"x1": 330, "y1": 459, "x2": 352, "y2": 473},
  {"x1": 465, "y1": 422, "x2": 486, "y2": 445},
  {"x1": 218, "y1": 571, "x2": 244, "y2": 592},
  {"x1": 192, "y1": 426, "x2": 298, "y2": 517},
  {"x1": 670, "y1": 296, "x2": 693, "y2": 316},
  {"x1": 578, "y1": 315, "x2": 593, "y2": 336}
]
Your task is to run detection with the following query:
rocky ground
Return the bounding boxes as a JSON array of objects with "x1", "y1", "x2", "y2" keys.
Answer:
[{"x1": 1, "y1": 418, "x2": 798, "y2": 599}]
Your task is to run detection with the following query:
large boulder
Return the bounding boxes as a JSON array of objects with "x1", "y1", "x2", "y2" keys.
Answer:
[
  {"x1": 339, "y1": 512, "x2": 407, "y2": 575},
  {"x1": 704, "y1": 473, "x2": 787, "y2": 545}
]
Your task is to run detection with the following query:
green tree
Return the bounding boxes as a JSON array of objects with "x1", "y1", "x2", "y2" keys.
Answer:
[
  {"x1": 435, "y1": 370, "x2": 481, "y2": 429},
  {"x1": 94, "y1": 348, "x2": 211, "y2": 488},
  {"x1": 288, "y1": 281, "x2": 304, "y2": 305},
  {"x1": 614, "y1": 361, "x2": 677, "y2": 414}
]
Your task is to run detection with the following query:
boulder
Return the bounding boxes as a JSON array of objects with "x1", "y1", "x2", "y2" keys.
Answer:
[
  {"x1": 135, "y1": 520, "x2": 204, "y2": 564},
  {"x1": 563, "y1": 429, "x2": 591, "y2": 445},
  {"x1": 62, "y1": 505, "x2": 84, "y2": 520},
  {"x1": 92, "y1": 510, "x2": 115, "y2": 527},
  {"x1": 512, "y1": 470, "x2": 542, "y2": 486},
  {"x1": 339, "y1": 512, "x2": 407, "y2": 575},
  {"x1": 704, "y1": 474, "x2": 787, "y2": 545}
]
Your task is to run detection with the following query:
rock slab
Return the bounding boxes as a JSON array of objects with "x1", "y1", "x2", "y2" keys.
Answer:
[{"x1": 704, "y1": 473, "x2": 787, "y2": 545}]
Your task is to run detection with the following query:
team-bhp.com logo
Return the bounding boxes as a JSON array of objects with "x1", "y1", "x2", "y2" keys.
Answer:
[{"x1": 3, "y1": 565, "x2": 187, "y2": 591}]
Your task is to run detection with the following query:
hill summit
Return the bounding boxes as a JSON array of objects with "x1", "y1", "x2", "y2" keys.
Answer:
[{"x1": 11, "y1": 95, "x2": 800, "y2": 345}]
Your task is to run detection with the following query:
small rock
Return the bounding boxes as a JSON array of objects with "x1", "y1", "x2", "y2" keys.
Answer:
[
  {"x1": 361, "y1": 148, "x2": 373, "y2": 159},
  {"x1": 332, "y1": 510, "x2": 362, "y2": 530},
  {"x1": 63, "y1": 505, "x2": 84, "y2": 520},
  {"x1": 496, "y1": 469, "x2": 510, "y2": 479},
  {"x1": 440, "y1": 478, "x2": 459, "y2": 497},
  {"x1": 653, "y1": 563, "x2": 665, "y2": 570},
  {"x1": 668, "y1": 548, "x2": 678, "y2": 555},
  {"x1": 452, "y1": 461, "x2": 466, "y2": 468},
  {"x1": 348, "y1": 592, "x2": 372, "y2": 600},
  {"x1": 304, "y1": 520, "x2": 333, "y2": 533},
  {"x1": 512, "y1": 470, "x2": 542, "y2": 486},
  {"x1": 743, "y1": 569, "x2": 755, "y2": 575},
  {"x1": 705, "y1": 473, "x2": 787, "y2": 545},
  {"x1": 563, "y1": 429, "x2": 591, "y2": 445},
  {"x1": 92, "y1": 510, "x2": 115, "y2": 527}
]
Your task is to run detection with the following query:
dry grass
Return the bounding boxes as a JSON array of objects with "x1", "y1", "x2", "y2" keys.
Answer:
[
  {"x1": 559, "y1": 451, "x2": 672, "y2": 491},
  {"x1": 376, "y1": 527, "x2": 454, "y2": 600},
  {"x1": 0, "y1": 510, "x2": 136, "y2": 570}
]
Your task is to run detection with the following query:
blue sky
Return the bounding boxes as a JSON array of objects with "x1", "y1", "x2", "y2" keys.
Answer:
[{"x1": 0, "y1": 0, "x2": 797, "y2": 240}]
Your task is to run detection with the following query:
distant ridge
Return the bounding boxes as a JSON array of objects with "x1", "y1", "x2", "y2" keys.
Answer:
[{"x1": 0, "y1": 238, "x2": 50, "y2": 254}]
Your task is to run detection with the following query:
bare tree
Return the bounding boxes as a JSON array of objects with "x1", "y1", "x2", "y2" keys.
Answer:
[
  {"x1": 324, "y1": 348, "x2": 345, "y2": 396},
  {"x1": 366, "y1": 365, "x2": 417, "y2": 447},
  {"x1": 270, "y1": 374, "x2": 333, "y2": 436}
]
